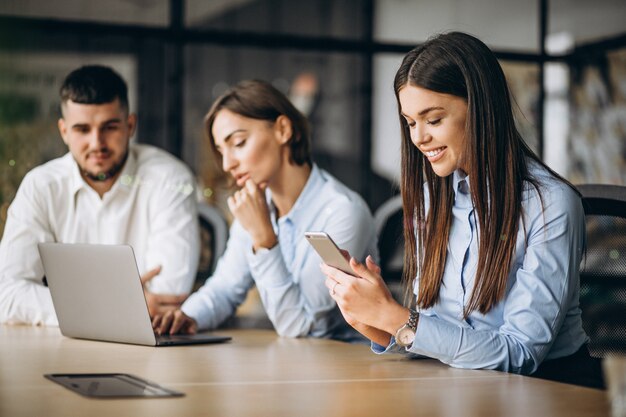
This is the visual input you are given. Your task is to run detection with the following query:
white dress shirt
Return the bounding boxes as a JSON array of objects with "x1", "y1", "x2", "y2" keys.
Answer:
[
  {"x1": 0, "y1": 143, "x2": 200, "y2": 326},
  {"x1": 182, "y1": 164, "x2": 378, "y2": 341}
]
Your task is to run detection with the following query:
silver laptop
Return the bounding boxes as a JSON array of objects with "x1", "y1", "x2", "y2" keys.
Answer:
[{"x1": 37, "y1": 242, "x2": 231, "y2": 346}]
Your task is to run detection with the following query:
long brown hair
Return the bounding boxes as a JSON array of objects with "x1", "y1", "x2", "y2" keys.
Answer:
[{"x1": 396, "y1": 32, "x2": 563, "y2": 316}]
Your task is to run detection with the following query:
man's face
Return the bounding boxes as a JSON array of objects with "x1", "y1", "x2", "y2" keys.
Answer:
[{"x1": 58, "y1": 98, "x2": 136, "y2": 182}]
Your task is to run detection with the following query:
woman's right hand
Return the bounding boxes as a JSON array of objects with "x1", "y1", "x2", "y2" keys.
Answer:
[
  {"x1": 227, "y1": 179, "x2": 277, "y2": 251},
  {"x1": 152, "y1": 309, "x2": 198, "y2": 335}
]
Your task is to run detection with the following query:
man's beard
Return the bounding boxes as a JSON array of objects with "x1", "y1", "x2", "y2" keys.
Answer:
[{"x1": 81, "y1": 150, "x2": 129, "y2": 182}]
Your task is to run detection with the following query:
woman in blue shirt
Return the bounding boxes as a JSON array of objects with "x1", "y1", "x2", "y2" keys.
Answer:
[
  {"x1": 153, "y1": 79, "x2": 377, "y2": 341},
  {"x1": 320, "y1": 32, "x2": 603, "y2": 387}
]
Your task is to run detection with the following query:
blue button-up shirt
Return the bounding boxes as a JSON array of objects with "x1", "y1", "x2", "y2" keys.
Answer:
[
  {"x1": 375, "y1": 161, "x2": 588, "y2": 374},
  {"x1": 182, "y1": 164, "x2": 378, "y2": 341}
]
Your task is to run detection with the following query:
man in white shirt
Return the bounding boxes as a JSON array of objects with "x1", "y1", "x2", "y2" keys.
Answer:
[{"x1": 0, "y1": 65, "x2": 200, "y2": 326}]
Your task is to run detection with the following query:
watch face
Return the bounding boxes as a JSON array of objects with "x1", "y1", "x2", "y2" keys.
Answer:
[{"x1": 396, "y1": 326, "x2": 415, "y2": 347}]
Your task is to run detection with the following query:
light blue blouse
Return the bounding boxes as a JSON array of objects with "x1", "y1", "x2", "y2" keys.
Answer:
[
  {"x1": 182, "y1": 164, "x2": 378, "y2": 341},
  {"x1": 375, "y1": 161, "x2": 588, "y2": 374}
]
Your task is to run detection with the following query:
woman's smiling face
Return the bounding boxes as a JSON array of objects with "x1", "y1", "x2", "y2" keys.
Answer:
[{"x1": 398, "y1": 84, "x2": 468, "y2": 177}]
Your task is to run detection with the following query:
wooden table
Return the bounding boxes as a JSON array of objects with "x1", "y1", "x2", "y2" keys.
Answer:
[{"x1": 0, "y1": 325, "x2": 610, "y2": 417}]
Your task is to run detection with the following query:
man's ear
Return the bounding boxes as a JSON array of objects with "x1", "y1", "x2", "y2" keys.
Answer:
[
  {"x1": 274, "y1": 115, "x2": 293, "y2": 145},
  {"x1": 127, "y1": 113, "x2": 137, "y2": 137},
  {"x1": 58, "y1": 118, "x2": 69, "y2": 146}
]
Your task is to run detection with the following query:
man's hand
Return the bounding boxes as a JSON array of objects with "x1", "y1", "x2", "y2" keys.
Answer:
[
  {"x1": 140, "y1": 266, "x2": 188, "y2": 317},
  {"x1": 152, "y1": 309, "x2": 198, "y2": 335}
]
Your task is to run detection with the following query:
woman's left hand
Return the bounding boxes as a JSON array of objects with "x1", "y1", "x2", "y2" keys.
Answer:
[
  {"x1": 227, "y1": 178, "x2": 277, "y2": 251},
  {"x1": 336, "y1": 303, "x2": 394, "y2": 346},
  {"x1": 322, "y1": 255, "x2": 404, "y2": 333}
]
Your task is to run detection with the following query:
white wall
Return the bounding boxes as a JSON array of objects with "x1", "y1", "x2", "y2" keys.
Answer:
[{"x1": 374, "y1": 0, "x2": 539, "y2": 50}]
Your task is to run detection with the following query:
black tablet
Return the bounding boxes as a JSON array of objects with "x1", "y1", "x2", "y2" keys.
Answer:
[{"x1": 44, "y1": 373, "x2": 184, "y2": 398}]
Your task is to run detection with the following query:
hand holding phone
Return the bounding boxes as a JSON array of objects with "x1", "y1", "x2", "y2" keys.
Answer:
[{"x1": 304, "y1": 232, "x2": 354, "y2": 275}]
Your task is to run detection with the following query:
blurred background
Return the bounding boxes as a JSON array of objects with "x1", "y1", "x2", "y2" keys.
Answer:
[{"x1": 0, "y1": 0, "x2": 625, "y2": 236}]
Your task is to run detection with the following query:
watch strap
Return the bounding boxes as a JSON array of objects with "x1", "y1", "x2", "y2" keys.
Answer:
[{"x1": 407, "y1": 308, "x2": 418, "y2": 331}]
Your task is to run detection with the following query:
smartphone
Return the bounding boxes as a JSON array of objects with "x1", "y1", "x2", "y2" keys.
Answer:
[{"x1": 304, "y1": 231, "x2": 353, "y2": 275}]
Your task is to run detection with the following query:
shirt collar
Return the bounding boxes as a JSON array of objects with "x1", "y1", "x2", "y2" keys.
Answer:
[
  {"x1": 452, "y1": 169, "x2": 471, "y2": 197},
  {"x1": 266, "y1": 163, "x2": 322, "y2": 225}
]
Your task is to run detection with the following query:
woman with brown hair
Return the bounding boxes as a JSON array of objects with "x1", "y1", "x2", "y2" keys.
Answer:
[
  {"x1": 321, "y1": 32, "x2": 603, "y2": 388},
  {"x1": 154, "y1": 79, "x2": 377, "y2": 342}
]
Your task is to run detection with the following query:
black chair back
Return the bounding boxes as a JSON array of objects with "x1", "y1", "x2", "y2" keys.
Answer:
[
  {"x1": 577, "y1": 184, "x2": 626, "y2": 357},
  {"x1": 196, "y1": 202, "x2": 229, "y2": 289}
]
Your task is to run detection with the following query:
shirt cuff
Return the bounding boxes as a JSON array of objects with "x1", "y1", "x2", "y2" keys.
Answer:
[
  {"x1": 181, "y1": 292, "x2": 214, "y2": 330},
  {"x1": 371, "y1": 336, "x2": 404, "y2": 354},
  {"x1": 405, "y1": 314, "x2": 457, "y2": 363},
  {"x1": 247, "y1": 244, "x2": 291, "y2": 288}
]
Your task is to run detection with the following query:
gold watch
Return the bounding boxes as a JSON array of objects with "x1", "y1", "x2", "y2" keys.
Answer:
[{"x1": 395, "y1": 308, "x2": 419, "y2": 347}]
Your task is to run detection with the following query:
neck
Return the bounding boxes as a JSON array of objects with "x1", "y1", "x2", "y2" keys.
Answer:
[
  {"x1": 82, "y1": 152, "x2": 128, "y2": 198},
  {"x1": 86, "y1": 177, "x2": 117, "y2": 198},
  {"x1": 269, "y1": 162, "x2": 312, "y2": 218}
]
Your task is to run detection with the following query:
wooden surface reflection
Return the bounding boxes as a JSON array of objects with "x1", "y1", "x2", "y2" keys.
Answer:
[{"x1": 0, "y1": 326, "x2": 610, "y2": 417}]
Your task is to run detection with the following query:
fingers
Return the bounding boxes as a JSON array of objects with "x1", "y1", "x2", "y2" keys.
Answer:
[
  {"x1": 349, "y1": 257, "x2": 381, "y2": 284},
  {"x1": 152, "y1": 314, "x2": 162, "y2": 330},
  {"x1": 320, "y1": 263, "x2": 353, "y2": 286},
  {"x1": 227, "y1": 195, "x2": 236, "y2": 213},
  {"x1": 155, "y1": 310, "x2": 197, "y2": 335},
  {"x1": 321, "y1": 255, "x2": 383, "y2": 288},
  {"x1": 227, "y1": 180, "x2": 262, "y2": 214},
  {"x1": 187, "y1": 319, "x2": 198, "y2": 334},
  {"x1": 227, "y1": 189, "x2": 244, "y2": 213},
  {"x1": 229, "y1": 179, "x2": 259, "y2": 200},
  {"x1": 245, "y1": 178, "x2": 259, "y2": 195},
  {"x1": 324, "y1": 276, "x2": 340, "y2": 297},
  {"x1": 365, "y1": 255, "x2": 382, "y2": 275},
  {"x1": 155, "y1": 310, "x2": 174, "y2": 335},
  {"x1": 170, "y1": 311, "x2": 195, "y2": 335},
  {"x1": 140, "y1": 265, "x2": 162, "y2": 286}
]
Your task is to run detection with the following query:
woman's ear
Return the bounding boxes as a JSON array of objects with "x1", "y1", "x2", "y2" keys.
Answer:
[{"x1": 274, "y1": 115, "x2": 293, "y2": 145}]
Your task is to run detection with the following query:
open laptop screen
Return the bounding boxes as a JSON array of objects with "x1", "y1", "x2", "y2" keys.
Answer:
[{"x1": 38, "y1": 243, "x2": 230, "y2": 346}]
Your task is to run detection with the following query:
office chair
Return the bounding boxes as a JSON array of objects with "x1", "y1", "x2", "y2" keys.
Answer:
[
  {"x1": 374, "y1": 195, "x2": 404, "y2": 301},
  {"x1": 577, "y1": 184, "x2": 626, "y2": 357},
  {"x1": 196, "y1": 202, "x2": 229, "y2": 288}
]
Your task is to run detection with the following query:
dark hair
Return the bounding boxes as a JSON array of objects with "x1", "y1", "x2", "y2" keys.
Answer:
[
  {"x1": 395, "y1": 32, "x2": 568, "y2": 315},
  {"x1": 204, "y1": 79, "x2": 311, "y2": 166},
  {"x1": 60, "y1": 65, "x2": 129, "y2": 113}
]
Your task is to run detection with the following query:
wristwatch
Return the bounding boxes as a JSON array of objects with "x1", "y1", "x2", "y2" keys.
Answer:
[{"x1": 395, "y1": 308, "x2": 419, "y2": 348}]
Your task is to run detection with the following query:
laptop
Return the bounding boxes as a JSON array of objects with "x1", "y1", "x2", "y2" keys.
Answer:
[{"x1": 37, "y1": 242, "x2": 231, "y2": 346}]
